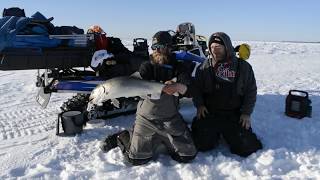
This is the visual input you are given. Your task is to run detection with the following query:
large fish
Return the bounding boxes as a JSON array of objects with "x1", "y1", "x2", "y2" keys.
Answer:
[{"x1": 87, "y1": 73, "x2": 173, "y2": 110}]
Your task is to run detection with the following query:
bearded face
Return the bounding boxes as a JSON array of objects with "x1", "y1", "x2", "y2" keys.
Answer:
[
  {"x1": 151, "y1": 47, "x2": 171, "y2": 64},
  {"x1": 210, "y1": 42, "x2": 226, "y2": 62}
]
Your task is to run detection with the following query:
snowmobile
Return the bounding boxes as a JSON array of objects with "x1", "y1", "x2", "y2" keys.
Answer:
[
  {"x1": 171, "y1": 22, "x2": 252, "y2": 61},
  {"x1": 196, "y1": 35, "x2": 208, "y2": 56},
  {"x1": 168, "y1": 22, "x2": 208, "y2": 77},
  {"x1": 0, "y1": 10, "x2": 207, "y2": 122},
  {"x1": 0, "y1": 33, "x2": 149, "y2": 120},
  {"x1": 170, "y1": 22, "x2": 207, "y2": 58}
]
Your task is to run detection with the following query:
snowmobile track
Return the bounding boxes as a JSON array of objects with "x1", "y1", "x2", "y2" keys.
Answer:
[{"x1": 0, "y1": 107, "x2": 57, "y2": 140}]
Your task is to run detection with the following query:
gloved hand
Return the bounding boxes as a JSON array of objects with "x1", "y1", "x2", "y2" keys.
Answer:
[
  {"x1": 239, "y1": 114, "x2": 251, "y2": 130},
  {"x1": 162, "y1": 82, "x2": 187, "y2": 95},
  {"x1": 197, "y1": 105, "x2": 208, "y2": 119}
]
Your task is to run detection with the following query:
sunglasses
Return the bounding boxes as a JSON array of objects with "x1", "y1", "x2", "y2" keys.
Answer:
[
  {"x1": 211, "y1": 36, "x2": 224, "y2": 46},
  {"x1": 151, "y1": 44, "x2": 168, "y2": 50}
]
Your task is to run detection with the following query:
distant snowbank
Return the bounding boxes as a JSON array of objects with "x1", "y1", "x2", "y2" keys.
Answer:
[{"x1": 123, "y1": 38, "x2": 320, "y2": 55}]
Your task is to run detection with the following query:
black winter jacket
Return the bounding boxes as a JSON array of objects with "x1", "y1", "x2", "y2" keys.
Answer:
[{"x1": 190, "y1": 32, "x2": 257, "y2": 115}]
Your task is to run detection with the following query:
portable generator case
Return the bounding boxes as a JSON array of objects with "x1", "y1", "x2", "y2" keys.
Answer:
[{"x1": 285, "y1": 90, "x2": 312, "y2": 119}]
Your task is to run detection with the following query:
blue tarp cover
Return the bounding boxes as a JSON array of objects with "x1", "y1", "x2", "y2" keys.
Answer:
[{"x1": 0, "y1": 12, "x2": 62, "y2": 51}]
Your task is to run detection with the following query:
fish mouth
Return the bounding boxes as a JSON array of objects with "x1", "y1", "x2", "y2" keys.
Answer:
[
  {"x1": 89, "y1": 83, "x2": 111, "y2": 104},
  {"x1": 102, "y1": 86, "x2": 108, "y2": 95}
]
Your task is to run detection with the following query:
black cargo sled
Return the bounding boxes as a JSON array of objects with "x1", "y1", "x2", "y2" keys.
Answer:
[{"x1": 0, "y1": 35, "x2": 94, "y2": 70}]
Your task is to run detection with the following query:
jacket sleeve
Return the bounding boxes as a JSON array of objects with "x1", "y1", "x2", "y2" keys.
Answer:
[
  {"x1": 138, "y1": 61, "x2": 154, "y2": 80},
  {"x1": 184, "y1": 65, "x2": 205, "y2": 107},
  {"x1": 176, "y1": 61, "x2": 194, "y2": 98},
  {"x1": 176, "y1": 61, "x2": 193, "y2": 85},
  {"x1": 241, "y1": 64, "x2": 257, "y2": 115}
]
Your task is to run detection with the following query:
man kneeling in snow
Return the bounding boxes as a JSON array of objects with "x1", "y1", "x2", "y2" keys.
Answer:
[
  {"x1": 191, "y1": 32, "x2": 263, "y2": 157},
  {"x1": 100, "y1": 31, "x2": 197, "y2": 165}
]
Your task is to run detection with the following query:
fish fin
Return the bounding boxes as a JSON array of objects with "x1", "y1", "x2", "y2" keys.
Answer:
[
  {"x1": 86, "y1": 102, "x2": 95, "y2": 112},
  {"x1": 129, "y1": 71, "x2": 142, "y2": 79},
  {"x1": 111, "y1": 99, "x2": 120, "y2": 108},
  {"x1": 140, "y1": 95, "x2": 149, "y2": 99}
]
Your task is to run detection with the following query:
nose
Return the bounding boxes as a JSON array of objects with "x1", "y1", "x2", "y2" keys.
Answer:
[
  {"x1": 211, "y1": 44, "x2": 223, "y2": 52},
  {"x1": 211, "y1": 46, "x2": 219, "y2": 50},
  {"x1": 211, "y1": 46, "x2": 218, "y2": 53}
]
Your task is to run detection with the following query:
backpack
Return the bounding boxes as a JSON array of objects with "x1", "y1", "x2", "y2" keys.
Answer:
[{"x1": 3, "y1": 7, "x2": 26, "y2": 17}]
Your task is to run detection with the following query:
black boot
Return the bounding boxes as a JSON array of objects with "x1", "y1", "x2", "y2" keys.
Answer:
[
  {"x1": 116, "y1": 130, "x2": 131, "y2": 153},
  {"x1": 100, "y1": 132, "x2": 121, "y2": 153}
]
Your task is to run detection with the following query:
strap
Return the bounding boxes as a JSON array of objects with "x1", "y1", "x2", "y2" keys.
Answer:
[{"x1": 56, "y1": 113, "x2": 61, "y2": 135}]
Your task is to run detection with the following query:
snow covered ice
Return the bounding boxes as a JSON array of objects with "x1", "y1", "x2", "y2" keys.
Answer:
[{"x1": 0, "y1": 41, "x2": 320, "y2": 179}]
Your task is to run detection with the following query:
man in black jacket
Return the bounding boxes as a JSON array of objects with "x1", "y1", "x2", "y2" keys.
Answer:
[
  {"x1": 100, "y1": 31, "x2": 197, "y2": 165},
  {"x1": 190, "y1": 32, "x2": 262, "y2": 157}
]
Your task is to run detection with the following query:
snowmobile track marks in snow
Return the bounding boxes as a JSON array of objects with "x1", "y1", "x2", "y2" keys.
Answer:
[{"x1": 0, "y1": 107, "x2": 57, "y2": 140}]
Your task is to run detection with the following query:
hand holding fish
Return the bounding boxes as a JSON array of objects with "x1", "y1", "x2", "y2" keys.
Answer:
[{"x1": 162, "y1": 82, "x2": 187, "y2": 95}]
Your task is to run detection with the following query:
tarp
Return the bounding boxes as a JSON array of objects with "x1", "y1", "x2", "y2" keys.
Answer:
[
  {"x1": 0, "y1": 12, "x2": 62, "y2": 51},
  {"x1": 0, "y1": 16, "x2": 31, "y2": 51}
]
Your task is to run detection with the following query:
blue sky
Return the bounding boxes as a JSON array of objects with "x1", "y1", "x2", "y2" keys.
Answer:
[{"x1": 1, "y1": 0, "x2": 319, "y2": 42}]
